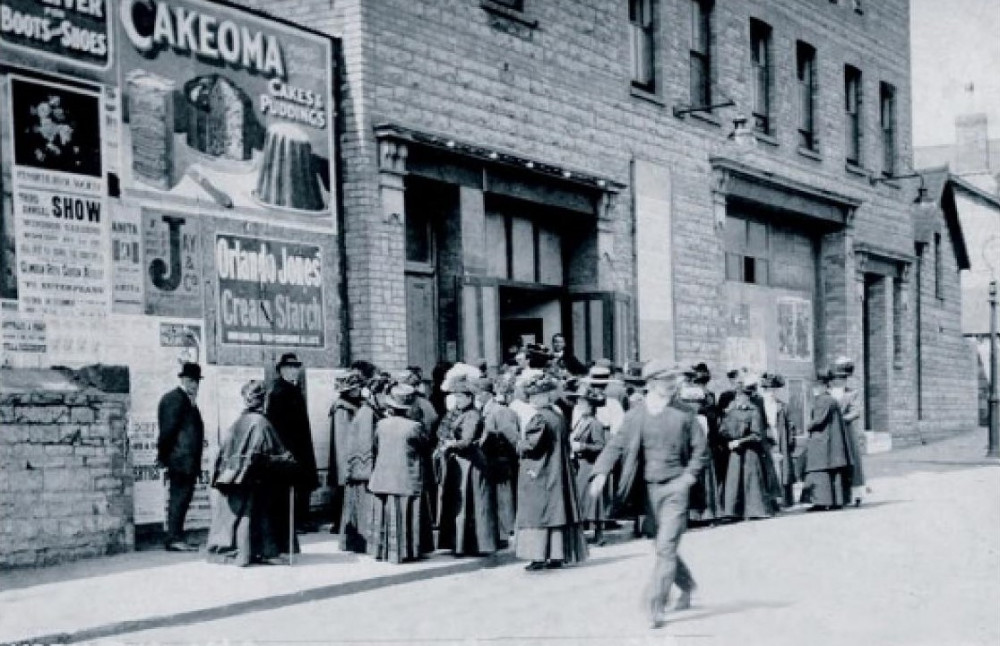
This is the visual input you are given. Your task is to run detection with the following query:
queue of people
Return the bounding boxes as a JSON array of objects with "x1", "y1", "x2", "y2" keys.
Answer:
[{"x1": 157, "y1": 344, "x2": 867, "y2": 579}]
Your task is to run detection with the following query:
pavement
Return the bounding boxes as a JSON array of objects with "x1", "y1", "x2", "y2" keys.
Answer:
[{"x1": 1, "y1": 428, "x2": 998, "y2": 646}]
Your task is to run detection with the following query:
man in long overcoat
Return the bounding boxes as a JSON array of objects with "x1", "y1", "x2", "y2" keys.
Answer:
[
  {"x1": 803, "y1": 370, "x2": 853, "y2": 510},
  {"x1": 266, "y1": 353, "x2": 319, "y2": 533},
  {"x1": 590, "y1": 360, "x2": 707, "y2": 629},
  {"x1": 157, "y1": 362, "x2": 205, "y2": 551}
]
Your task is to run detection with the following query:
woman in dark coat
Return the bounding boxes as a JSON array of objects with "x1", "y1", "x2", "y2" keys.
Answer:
[
  {"x1": 477, "y1": 377, "x2": 521, "y2": 540},
  {"x1": 515, "y1": 372, "x2": 588, "y2": 571},
  {"x1": 830, "y1": 357, "x2": 866, "y2": 506},
  {"x1": 339, "y1": 378, "x2": 382, "y2": 553},
  {"x1": 327, "y1": 371, "x2": 365, "y2": 533},
  {"x1": 760, "y1": 373, "x2": 798, "y2": 508},
  {"x1": 206, "y1": 380, "x2": 297, "y2": 566},
  {"x1": 568, "y1": 385, "x2": 610, "y2": 543},
  {"x1": 720, "y1": 378, "x2": 778, "y2": 521},
  {"x1": 436, "y1": 376, "x2": 499, "y2": 556},
  {"x1": 673, "y1": 383, "x2": 722, "y2": 524},
  {"x1": 804, "y1": 370, "x2": 854, "y2": 510},
  {"x1": 368, "y1": 384, "x2": 434, "y2": 563}
]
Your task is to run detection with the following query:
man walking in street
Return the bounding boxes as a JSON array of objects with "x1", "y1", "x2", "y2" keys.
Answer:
[
  {"x1": 157, "y1": 362, "x2": 205, "y2": 552},
  {"x1": 589, "y1": 360, "x2": 708, "y2": 629},
  {"x1": 266, "y1": 353, "x2": 319, "y2": 534}
]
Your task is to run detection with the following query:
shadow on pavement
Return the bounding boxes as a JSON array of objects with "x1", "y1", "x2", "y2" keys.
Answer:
[
  {"x1": 570, "y1": 552, "x2": 646, "y2": 571},
  {"x1": 668, "y1": 599, "x2": 792, "y2": 625}
]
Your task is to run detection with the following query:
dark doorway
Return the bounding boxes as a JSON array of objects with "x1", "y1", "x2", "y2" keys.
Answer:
[{"x1": 501, "y1": 318, "x2": 544, "y2": 358}]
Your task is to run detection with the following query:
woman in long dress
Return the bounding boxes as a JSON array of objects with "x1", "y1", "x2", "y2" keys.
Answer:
[
  {"x1": 368, "y1": 384, "x2": 434, "y2": 563},
  {"x1": 760, "y1": 372, "x2": 798, "y2": 508},
  {"x1": 515, "y1": 372, "x2": 588, "y2": 571},
  {"x1": 568, "y1": 385, "x2": 611, "y2": 543},
  {"x1": 436, "y1": 375, "x2": 499, "y2": 556},
  {"x1": 720, "y1": 379, "x2": 778, "y2": 521},
  {"x1": 673, "y1": 383, "x2": 722, "y2": 524},
  {"x1": 340, "y1": 378, "x2": 383, "y2": 553},
  {"x1": 206, "y1": 380, "x2": 297, "y2": 566},
  {"x1": 478, "y1": 376, "x2": 521, "y2": 541},
  {"x1": 804, "y1": 370, "x2": 854, "y2": 511},
  {"x1": 830, "y1": 357, "x2": 866, "y2": 506}
]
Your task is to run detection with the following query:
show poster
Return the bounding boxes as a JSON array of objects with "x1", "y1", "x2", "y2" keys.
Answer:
[
  {"x1": 116, "y1": 0, "x2": 336, "y2": 230},
  {"x1": 142, "y1": 207, "x2": 202, "y2": 317},
  {"x1": 7, "y1": 74, "x2": 109, "y2": 318},
  {"x1": 215, "y1": 233, "x2": 324, "y2": 348},
  {"x1": 0, "y1": 0, "x2": 113, "y2": 71}
]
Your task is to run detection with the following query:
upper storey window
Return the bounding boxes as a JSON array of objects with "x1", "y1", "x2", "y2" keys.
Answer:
[
  {"x1": 630, "y1": 0, "x2": 656, "y2": 92},
  {"x1": 750, "y1": 19, "x2": 772, "y2": 134},
  {"x1": 845, "y1": 65, "x2": 863, "y2": 165},
  {"x1": 689, "y1": 0, "x2": 712, "y2": 107}
]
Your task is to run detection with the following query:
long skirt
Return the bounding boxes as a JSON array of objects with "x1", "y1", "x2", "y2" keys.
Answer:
[
  {"x1": 340, "y1": 480, "x2": 376, "y2": 553},
  {"x1": 722, "y1": 446, "x2": 778, "y2": 520},
  {"x1": 438, "y1": 455, "x2": 499, "y2": 555},
  {"x1": 688, "y1": 456, "x2": 722, "y2": 523},
  {"x1": 515, "y1": 525, "x2": 589, "y2": 563},
  {"x1": 205, "y1": 487, "x2": 284, "y2": 566},
  {"x1": 575, "y1": 458, "x2": 610, "y2": 522},
  {"x1": 804, "y1": 467, "x2": 850, "y2": 507},
  {"x1": 369, "y1": 493, "x2": 434, "y2": 563},
  {"x1": 495, "y1": 471, "x2": 517, "y2": 537}
]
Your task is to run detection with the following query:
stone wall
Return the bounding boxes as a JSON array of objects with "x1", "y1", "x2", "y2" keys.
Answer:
[{"x1": 0, "y1": 370, "x2": 132, "y2": 569}]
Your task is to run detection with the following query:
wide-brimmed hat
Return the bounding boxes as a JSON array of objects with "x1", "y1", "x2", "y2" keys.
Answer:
[
  {"x1": 277, "y1": 353, "x2": 302, "y2": 369},
  {"x1": 566, "y1": 384, "x2": 606, "y2": 405},
  {"x1": 587, "y1": 362, "x2": 613, "y2": 385},
  {"x1": 241, "y1": 379, "x2": 267, "y2": 408},
  {"x1": 178, "y1": 362, "x2": 203, "y2": 381},
  {"x1": 335, "y1": 370, "x2": 365, "y2": 392},
  {"x1": 760, "y1": 372, "x2": 785, "y2": 389},
  {"x1": 386, "y1": 384, "x2": 417, "y2": 410},
  {"x1": 816, "y1": 369, "x2": 836, "y2": 384},
  {"x1": 521, "y1": 373, "x2": 560, "y2": 396},
  {"x1": 678, "y1": 384, "x2": 706, "y2": 403},
  {"x1": 622, "y1": 361, "x2": 646, "y2": 386},
  {"x1": 689, "y1": 362, "x2": 711, "y2": 385},
  {"x1": 833, "y1": 356, "x2": 855, "y2": 378},
  {"x1": 642, "y1": 358, "x2": 686, "y2": 382},
  {"x1": 447, "y1": 375, "x2": 478, "y2": 395}
]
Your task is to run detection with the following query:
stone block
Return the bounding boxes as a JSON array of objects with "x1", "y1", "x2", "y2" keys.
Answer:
[{"x1": 70, "y1": 407, "x2": 97, "y2": 424}]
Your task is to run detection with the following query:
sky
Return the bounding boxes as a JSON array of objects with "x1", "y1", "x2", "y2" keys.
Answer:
[{"x1": 910, "y1": 0, "x2": 1000, "y2": 147}]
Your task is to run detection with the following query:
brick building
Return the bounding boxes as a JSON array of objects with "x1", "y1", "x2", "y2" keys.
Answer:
[
  {"x1": 0, "y1": 0, "x2": 979, "y2": 550},
  {"x1": 235, "y1": 0, "x2": 975, "y2": 440}
]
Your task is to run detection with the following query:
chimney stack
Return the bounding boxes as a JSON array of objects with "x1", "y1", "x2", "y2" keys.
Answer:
[{"x1": 954, "y1": 112, "x2": 990, "y2": 174}]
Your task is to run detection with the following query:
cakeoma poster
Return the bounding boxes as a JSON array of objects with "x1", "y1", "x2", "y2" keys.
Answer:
[{"x1": 116, "y1": 0, "x2": 336, "y2": 230}]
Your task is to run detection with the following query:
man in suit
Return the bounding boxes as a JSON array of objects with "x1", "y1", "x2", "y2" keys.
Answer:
[
  {"x1": 266, "y1": 353, "x2": 319, "y2": 533},
  {"x1": 590, "y1": 360, "x2": 708, "y2": 629},
  {"x1": 157, "y1": 362, "x2": 205, "y2": 552},
  {"x1": 551, "y1": 333, "x2": 586, "y2": 376}
]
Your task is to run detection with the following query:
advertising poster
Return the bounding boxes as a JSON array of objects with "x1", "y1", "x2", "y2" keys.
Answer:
[
  {"x1": 215, "y1": 233, "x2": 324, "y2": 347},
  {"x1": 8, "y1": 75, "x2": 109, "y2": 320},
  {"x1": 117, "y1": 0, "x2": 336, "y2": 230},
  {"x1": 0, "y1": 0, "x2": 113, "y2": 71},
  {"x1": 110, "y1": 201, "x2": 143, "y2": 313},
  {"x1": 0, "y1": 311, "x2": 46, "y2": 367},
  {"x1": 142, "y1": 207, "x2": 202, "y2": 317},
  {"x1": 99, "y1": 315, "x2": 213, "y2": 526},
  {"x1": 777, "y1": 297, "x2": 813, "y2": 361}
]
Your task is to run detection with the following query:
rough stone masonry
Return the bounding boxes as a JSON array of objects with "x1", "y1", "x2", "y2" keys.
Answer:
[{"x1": 0, "y1": 368, "x2": 132, "y2": 569}]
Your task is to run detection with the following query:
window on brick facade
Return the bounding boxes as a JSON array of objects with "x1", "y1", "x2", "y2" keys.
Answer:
[
  {"x1": 845, "y1": 65, "x2": 863, "y2": 165},
  {"x1": 750, "y1": 19, "x2": 772, "y2": 134},
  {"x1": 934, "y1": 232, "x2": 943, "y2": 299},
  {"x1": 725, "y1": 216, "x2": 769, "y2": 285},
  {"x1": 630, "y1": 0, "x2": 656, "y2": 91},
  {"x1": 797, "y1": 41, "x2": 817, "y2": 150},
  {"x1": 689, "y1": 0, "x2": 712, "y2": 107},
  {"x1": 880, "y1": 82, "x2": 897, "y2": 177}
]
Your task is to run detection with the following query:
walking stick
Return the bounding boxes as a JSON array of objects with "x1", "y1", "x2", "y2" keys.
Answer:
[{"x1": 288, "y1": 485, "x2": 295, "y2": 566}]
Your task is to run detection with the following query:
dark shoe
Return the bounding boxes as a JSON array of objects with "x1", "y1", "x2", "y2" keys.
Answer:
[
  {"x1": 806, "y1": 505, "x2": 828, "y2": 513},
  {"x1": 544, "y1": 559, "x2": 564, "y2": 569},
  {"x1": 524, "y1": 561, "x2": 546, "y2": 571},
  {"x1": 165, "y1": 541, "x2": 197, "y2": 552}
]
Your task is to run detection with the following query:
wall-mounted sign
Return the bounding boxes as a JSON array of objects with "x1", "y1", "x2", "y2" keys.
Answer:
[
  {"x1": 117, "y1": 0, "x2": 336, "y2": 230},
  {"x1": 0, "y1": 0, "x2": 113, "y2": 71},
  {"x1": 215, "y1": 233, "x2": 324, "y2": 347}
]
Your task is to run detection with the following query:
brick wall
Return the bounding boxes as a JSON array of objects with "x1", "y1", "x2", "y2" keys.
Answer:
[{"x1": 0, "y1": 370, "x2": 132, "y2": 569}]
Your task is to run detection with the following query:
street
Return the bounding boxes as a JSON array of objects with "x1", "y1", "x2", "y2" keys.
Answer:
[{"x1": 99, "y1": 462, "x2": 999, "y2": 646}]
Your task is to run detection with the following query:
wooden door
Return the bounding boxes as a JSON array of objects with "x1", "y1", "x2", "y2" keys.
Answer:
[{"x1": 406, "y1": 273, "x2": 437, "y2": 375}]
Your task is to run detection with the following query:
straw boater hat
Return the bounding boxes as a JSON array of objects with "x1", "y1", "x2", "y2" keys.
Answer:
[
  {"x1": 566, "y1": 383, "x2": 606, "y2": 406},
  {"x1": 641, "y1": 358, "x2": 687, "y2": 382},
  {"x1": 386, "y1": 384, "x2": 417, "y2": 410},
  {"x1": 586, "y1": 361, "x2": 613, "y2": 386},
  {"x1": 678, "y1": 384, "x2": 706, "y2": 403}
]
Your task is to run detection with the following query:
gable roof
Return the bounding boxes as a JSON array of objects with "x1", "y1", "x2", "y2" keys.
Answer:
[{"x1": 914, "y1": 166, "x2": 971, "y2": 271}]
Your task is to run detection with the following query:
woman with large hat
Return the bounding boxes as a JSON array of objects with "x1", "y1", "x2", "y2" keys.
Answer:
[
  {"x1": 719, "y1": 373, "x2": 778, "y2": 521},
  {"x1": 436, "y1": 373, "x2": 499, "y2": 556},
  {"x1": 515, "y1": 372, "x2": 588, "y2": 571},
  {"x1": 803, "y1": 369, "x2": 854, "y2": 510},
  {"x1": 759, "y1": 372, "x2": 798, "y2": 508},
  {"x1": 367, "y1": 384, "x2": 434, "y2": 563},
  {"x1": 567, "y1": 384, "x2": 611, "y2": 543},
  {"x1": 477, "y1": 375, "x2": 521, "y2": 540},
  {"x1": 327, "y1": 370, "x2": 365, "y2": 534},
  {"x1": 206, "y1": 380, "x2": 298, "y2": 566}
]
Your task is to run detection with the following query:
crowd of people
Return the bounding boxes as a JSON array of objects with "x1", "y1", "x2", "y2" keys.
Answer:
[{"x1": 156, "y1": 338, "x2": 868, "y2": 623}]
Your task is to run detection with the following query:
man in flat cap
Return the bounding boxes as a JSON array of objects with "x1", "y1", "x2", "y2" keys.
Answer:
[
  {"x1": 590, "y1": 359, "x2": 708, "y2": 629},
  {"x1": 157, "y1": 362, "x2": 205, "y2": 551},
  {"x1": 266, "y1": 353, "x2": 319, "y2": 534}
]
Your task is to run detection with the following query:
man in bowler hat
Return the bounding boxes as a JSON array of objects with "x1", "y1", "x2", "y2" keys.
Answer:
[
  {"x1": 157, "y1": 362, "x2": 205, "y2": 551},
  {"x1": 266, "y1": 353, "x2": 320, "y2": 533}
]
